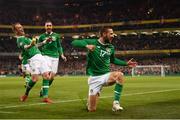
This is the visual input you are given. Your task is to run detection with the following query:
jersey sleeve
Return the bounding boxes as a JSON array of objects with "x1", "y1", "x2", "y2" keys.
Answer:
[
  {"x1": 17, "y1": 38, "x2": 26, "y2": 50},
  {"x1": 38, "y1": 35, "x2": 45, "y2": 44},
  {"x1": 57, "y1": 34, "x2": 63, "y2": 55},
  {"x1": 110, "y1": 48, "x2": 127, "y2": 66},
  {"x1": 71, "y1": 39, "x2": 96, "y2": 48},
  {"x1": 37, "y1": 35, "x2": 44, "y2": 50}
]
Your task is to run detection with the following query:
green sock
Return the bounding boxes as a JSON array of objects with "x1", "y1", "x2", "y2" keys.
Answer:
[
  {"x1": 114, "y1": 83, "x2": 123, "y2": 102},
  {"x1": 25, "y1": 74, "x2": 31, "y2": 83},
  {"x1": 42, "y1": 79, "x2": 49, "y2": 98},
  {"x1": 39, "y1": 79, "x2": 53, "y2": 97},
  {"x1": 25, "y1": 79, "x2": 36, "y2": 95},
  {"x1": 49, "y1": 79, "x2": 54, "y2": 86}
]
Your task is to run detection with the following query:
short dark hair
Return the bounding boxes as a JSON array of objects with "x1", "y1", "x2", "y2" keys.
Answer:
[
  {"x1": 12, "y1": 22, "x2": 20, "y2": 32},
  {"x1": 45, "y1": 20, "x2": 52, "y2": 24},
  {"x1": 99, "y1": 27, "x2": 112, "y2": 36}
]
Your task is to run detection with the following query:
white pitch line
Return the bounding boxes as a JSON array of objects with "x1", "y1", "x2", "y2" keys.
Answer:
[{"x1": 0, "y1": 88, "x2": 180, "y2": 110}]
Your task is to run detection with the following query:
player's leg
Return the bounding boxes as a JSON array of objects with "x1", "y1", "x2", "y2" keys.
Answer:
[
  {"x1": 41, "y1": 72, "x2": 53, "y2": 103},
  {"x1": 20, "y1": 54, "x2": 45, "y2": 102},
  {"x1": 20, "y1": 57, "x2": 42, "y2": 102},
  {"x1": 49, "y1": 57, "x2": 59, "y2": 86},
  {"x1": 87, "y1": 75, "x2": 104, "y2": 112},
  {"x1": 40, "y1": 55, "x2": 53, "y2": 103},
  {"x1": 88, "y1": 94, "x2": 99, "y2": 112},
  {"x1": 107, "y1": 71, "x2": 124, "y2": 111},
  {"x1": 22, "y1": 64, "x2": 31, "y2": 88},
  {"x1": 49, "y1": 72, "x2": 55, "y2": 85},
  {"x1": 24, "y1": 72, "x2": 31, "y2": 87},
  {"x1": 40, "y1": 56, "x2": 57, "y2": 97},
  {"x1": 20, "y1": 74, "x2": 38, "y2": 102}
]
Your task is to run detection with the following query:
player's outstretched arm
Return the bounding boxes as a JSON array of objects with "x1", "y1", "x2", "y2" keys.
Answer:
[
  {"x1": 110, "y1": 49, "x2": 127, "y2": 66},
  {"x1": 71, "y1": 39, "x2": 89, "y2": 48},
  {"x1": 127, "y1": 58, "x2": 137, "y2": 68},
  {"x1": 24, "y1": 38, "x2": 36, "y2": 49},
  {"x1": 36, "y1": 37, "x2": 51, "y2": 47},
  {"x1": 71, "y1": 39, "x2": 96, "y2": 48}
]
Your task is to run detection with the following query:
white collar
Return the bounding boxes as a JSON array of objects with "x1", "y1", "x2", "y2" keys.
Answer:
[
  {"x1": 98, "y1": 38, "x2": 109, "y2": 46},
  {"x1": 45, "y1": 32, "x2": 53, "y2": 35},
  {"x1": 98, "y1": 38, "x2": 105, "y2": 45},
  {"x1": 15, "y1": 35, "x2": 25, "y2": 38}
]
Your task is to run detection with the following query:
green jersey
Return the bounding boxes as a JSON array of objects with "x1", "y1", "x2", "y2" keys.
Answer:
[
  {"x1": 72, "y1": 39, "x2": 127, "y2": 76},
  {"x1": 16, "y1": 36, "x2": 41, "y2": 61},
  {"x1": 21, "y1": 52, "x2": 28, "y2": 65},
  {"x1": 38, "y1": 32, "x2": 63, "y2": 58}
]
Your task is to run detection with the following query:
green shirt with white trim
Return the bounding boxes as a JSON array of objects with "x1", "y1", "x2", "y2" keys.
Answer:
[
  {"x1": 72, "y1": 39, "x2": 127, "y2": 76},
  {"x1": 16, "y1": 36, "x2": 41, "y2": 61},
  {"x1": 38, "y1": 32, "x2": 63, "y2": 58}
]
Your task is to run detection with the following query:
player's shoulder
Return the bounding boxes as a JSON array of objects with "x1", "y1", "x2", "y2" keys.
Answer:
[
  {"x1": 84, "y1": 38, "x2": 97, "y2": 44},
  {"x1": 38, "y1": 33, "x2": 46, "y2": 41},
  {"x1": 52, "y1": 32, "x2": 60, "y2": 36},
  {"x1": 108, "y1": 44, "x2": 115, "y2": 49},
  {"x1": 39, "y1": 33, "x2": 46, "y2": 37},
  {"x1": 17, "y1": 36, "x2": 26, "y2": 42},
  {"x1": 86, "y1": 38, "x2": 97, "y2": 42},
  {"x1": 52, "y1": 32, "x2": 61, "y2": 39}
]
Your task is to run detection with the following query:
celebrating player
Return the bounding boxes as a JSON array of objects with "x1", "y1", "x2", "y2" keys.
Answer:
[
  {"x1": 12, "y1": 23, "x2": 53, "y2": 103},
  {"x1": 37, "y1": 20, "x2": 67, "y2": 97},
  {"x1": 72, "y1": 27, "x2": 137, "y2": 112}
]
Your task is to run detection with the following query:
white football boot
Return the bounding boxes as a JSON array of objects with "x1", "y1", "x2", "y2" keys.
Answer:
[{"x1": 112, "y1": 101, "x2": 123, "y2": 112}]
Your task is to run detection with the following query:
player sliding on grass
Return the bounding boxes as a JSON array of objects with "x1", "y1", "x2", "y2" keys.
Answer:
[
  {"x1": 12, "y1": 23, "x2": 53, "y2": 103},
  {"x1": 72, "y1": 27, "x2": 137, "y2": 112}
]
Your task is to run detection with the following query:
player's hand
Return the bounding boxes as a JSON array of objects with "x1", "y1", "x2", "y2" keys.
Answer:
[
  {"x1": 46, "y1": 37, "x2": 53, "y2": 42},
  {"x1": 61, "y1": 54, "x2": 67, "y2": 62},
  {"x1": 31, "y1": 38, "x2": 36, "y2": 46},
  {"x1": 127, "y1": 58, "x2": 137, "y2": 68},
  {"x1": 43, "y1": 37, "x2": 52, "y2": 44},
  {"x1": 86, "y1": 45, "x2": 96, "y2": 51}
]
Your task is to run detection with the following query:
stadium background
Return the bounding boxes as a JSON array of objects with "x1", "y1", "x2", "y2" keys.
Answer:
[
  {"x1": 0, "y1": 0, "x2": 180, "y2": 119},
  {"x1": 0, "y1": 0, "x2": 179, "y2": 76}
]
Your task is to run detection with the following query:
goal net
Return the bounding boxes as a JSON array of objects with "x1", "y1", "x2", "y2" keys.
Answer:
[{"x1": 131, "y1": 65, "x2": 170, "y2": 77}]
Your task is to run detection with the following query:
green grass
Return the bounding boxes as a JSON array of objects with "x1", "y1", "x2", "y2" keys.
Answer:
[{"x1": 0, "y1": 76, "x2": 180, "y2": 119}]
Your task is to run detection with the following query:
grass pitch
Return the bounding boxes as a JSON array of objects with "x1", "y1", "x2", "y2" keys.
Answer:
[{"x1": 0, "y1": 76, "x2": 180, "y2": 119}]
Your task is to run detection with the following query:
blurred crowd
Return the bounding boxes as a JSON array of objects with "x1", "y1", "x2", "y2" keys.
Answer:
[
  {"x1": 0, "y1": 0, "x2": 179, "y2": 25},
  {"x1": 0, "y1": 34, "x2": 179, "y2": 53},
  {"x1": 0, "y1": 34, "x2": 180, "y2": 76},
  {"x1": 112, "y1": 35, "x2": 180, "y2": 50},
  {"x1": 0, "y1": 0, "x2": 179, "y2": 76},
  {"x1": 0, "y1": 56, "x2": 180, "y2": 76}
]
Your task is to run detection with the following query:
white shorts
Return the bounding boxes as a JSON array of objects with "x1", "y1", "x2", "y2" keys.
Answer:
[
  {"x1": 28, "y1": 54, "x2": 51, "y2": 75},
  {"x1": 21, "y1": 64, "x2": 31, "y2": 73},
  {"x1": 43, "y1": 55, "x2": 59, "y2": 74},
  {"x1": 88, "y1": 73, "x2": 110, "y2": 96}
]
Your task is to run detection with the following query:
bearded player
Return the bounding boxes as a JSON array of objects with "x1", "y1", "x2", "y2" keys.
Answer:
[
  {"x1": 72, "y1": 27, "x2": 137, "y2": 112},
  {"x1": 37, "y1": 20, "x2": 67, "y2": 96}
]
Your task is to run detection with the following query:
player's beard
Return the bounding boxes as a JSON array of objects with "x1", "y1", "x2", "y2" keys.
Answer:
[
  {"x1": 46, "y1": 29, "x2": 52, "y2": 34},
  {"x1": 104, "y1": 37, "x2": 110, "y2": 44}
]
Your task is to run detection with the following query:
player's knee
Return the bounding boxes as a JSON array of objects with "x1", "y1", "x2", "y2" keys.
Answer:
[
  {"x1": 42, "y1": 72, "x2": 50, "y2": 79},
  {"x1": 117, "y1": 71, "x2": 124, "y2": 77},
  {"x1": 50, "y1": 72, "x2": 55, "y2": 80},
  {"x1": 31, "y1": 75, "x2": 38, "y2": 82},
  {"x1": 116, "y1": 71, "x2": 124, "y2": 84}
]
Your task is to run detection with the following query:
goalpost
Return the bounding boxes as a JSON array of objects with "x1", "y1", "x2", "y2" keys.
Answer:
[{"x1": 131, "y1": 65, "x2": 170, "y2": 77}]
